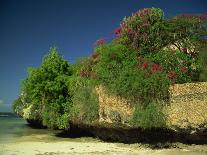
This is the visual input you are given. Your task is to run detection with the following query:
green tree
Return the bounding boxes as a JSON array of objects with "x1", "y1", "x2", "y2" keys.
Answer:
[
  {"x1": 12, "y1": 97, "x2": 24, "y2": 117},
  {"x1": 21, "y1": 47, "x2": 72, "y2": 129}
]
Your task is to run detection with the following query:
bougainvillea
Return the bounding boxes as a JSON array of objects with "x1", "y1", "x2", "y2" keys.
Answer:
[
  {"x1": 114, "y1": 8, "x2": 207, "y2": 58},
  {"x1": 114, "y1": 8, "x2": 166, "y2": 55}
]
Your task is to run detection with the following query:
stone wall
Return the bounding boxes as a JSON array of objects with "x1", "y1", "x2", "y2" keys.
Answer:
[
  {"x1": 96, "y1": 82, "x2": 207, "y2": 131},
  {"x1": 166, "y1": 82, "x2": 207, "y2": 131},
  {"x1": 95, "y1": 86, "x2": 134, "y2": 124}
]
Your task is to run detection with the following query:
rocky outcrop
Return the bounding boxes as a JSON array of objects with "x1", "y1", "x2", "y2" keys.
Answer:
[
  {"x1": 95, "y1": 86, "x2": 134, "y2": 125},
  {"x1": 95, "y1": 82, "x2": 207, "y2": 133},
  {"x1": 166, "y1": 82, "x2": 207, "y2": 133}
]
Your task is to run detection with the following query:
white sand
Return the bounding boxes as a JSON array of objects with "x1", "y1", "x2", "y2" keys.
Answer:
[
  {"x1": 0, "y1": 128, "x2": 207, "y2": 155},
  {"x1": 0, "y1": 141, "x2": 150, "y2": 155},
  {"x1": 1, "y1": 141, "x2": 207, "y2": 155}
]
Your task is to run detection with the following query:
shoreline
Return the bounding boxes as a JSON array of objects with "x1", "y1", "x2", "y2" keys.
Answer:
[
  {"x1": 1, "y1": 140, "x2": 207, "y2": 155},
  {"x1": 1, "y1": 117, "x2": 207, "y2": 155}
]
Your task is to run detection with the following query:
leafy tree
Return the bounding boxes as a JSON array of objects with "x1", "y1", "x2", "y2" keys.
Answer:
[
  {"x1": 12, "y1": 97, "x2": 24, "y2": 116},
  {"x1": 21, "y1": 47, "x2": 72, "y2": 129}
]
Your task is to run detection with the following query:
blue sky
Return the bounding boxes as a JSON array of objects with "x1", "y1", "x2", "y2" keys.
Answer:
[{"x1": 0, "y1": 0, "x2": 207, "y2": 112}]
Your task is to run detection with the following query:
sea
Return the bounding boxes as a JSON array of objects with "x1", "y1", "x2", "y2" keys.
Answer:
[{"x1": 0, "y1": 113, "x2": 61, "y2": 144}]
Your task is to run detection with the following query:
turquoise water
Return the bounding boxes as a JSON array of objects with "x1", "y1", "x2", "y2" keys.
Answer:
[{"x1": 0, "y1": 116, "x2": 60, "y2": 144}]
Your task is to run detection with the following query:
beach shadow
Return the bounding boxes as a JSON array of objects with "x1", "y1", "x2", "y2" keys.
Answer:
[
  {"x1": 55, "y1": 123, "x2": 207, "y2": 147},
  {"x1": 55, "y1": 125, "x2": 94, "y2": 138},
  {"x1": 25, "y1": 119, "x2": 47, "y2": 129}
]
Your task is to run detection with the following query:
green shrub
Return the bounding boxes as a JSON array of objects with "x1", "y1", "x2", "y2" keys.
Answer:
[
  {"x1": 198, "y1": 42, "x2": 207, "y2": 81},
  {"x1": 42, "y1": 94, "x2": 72, "y2": 129},
  {"x1": 21, "y1": 48, "x2": 73, "y2": 129},
  {"x1": 130, "y1": 102, "x2": 166, "y2": 129},
  {"x1": 93, "y1": 43, "x2": 170, "y2": 105},
  {"x1": 115, "y1": 8, "x2": 166, "y2": 55},
  {"x1": 69, "y1": 77, "x2": 99, "y2": 124},
  {"x1": 145, "y1": 49, "x2": 199, "y2": 83}
]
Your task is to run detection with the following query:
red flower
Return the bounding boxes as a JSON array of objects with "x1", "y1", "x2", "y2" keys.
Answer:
[
  {"x1": 142, "y1": 63, "x2": 149, "y2": 69},
  {"x1": 152, "y1": 63, "x2": 161, "y2": 71},
  {"x1": 114, "y1": 27, "x2": 122, "y2": 35},
  {"x1": 128, "y1": 28, "x2": 132, "y2": 33}
]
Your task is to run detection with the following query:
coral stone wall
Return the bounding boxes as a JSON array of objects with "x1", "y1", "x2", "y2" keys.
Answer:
[
  {"x1": 95, "y1": 86, "x2": 134, "y2": 124},
  {"x1": 166, "y1": 82, "x2": 207, "y2": 130},
  {"x1": 96, "y1": 82, "x2": 207, "y2": 130}
]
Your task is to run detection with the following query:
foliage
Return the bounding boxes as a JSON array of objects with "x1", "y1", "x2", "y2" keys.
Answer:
[
  {"x1": 116, "y1": 8, "x2": 167, "y2": 55},
  {"x1": 130, "y1": 102, "x2": 166, "y2": 129},
  {"x1": 114, "y1": 8, "x2": 207, "y2": 57},
  {"x1": 13, "y1": 8, "x2": 207, "y2": 130},
  {"x1": 145, "y1": 49, "x2": 200, "y2": 83},
  {"x1": 198, "y1": 41, "x2": 207, "y2": 81},
  {"x1": 17, "y1": 48, "x2": 100, "y2": 129},
  {"x1": 91, "y1": 8, "x2": 207, "y2": 128},
  {"x1": 21, "y1": 48, "x2": 73, "y2": 129},
  {"x1": 69, "y1": 77, "x2": 99, "y2": 124},
  {"x1": 93, "y1": 43, "x2": 170, "y2": 105},
  {"x1": 12, "y1": 97, "x2": 24, "y2": 116}
]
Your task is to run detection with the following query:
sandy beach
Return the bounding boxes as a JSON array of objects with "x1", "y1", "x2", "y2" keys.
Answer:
[
  {"x1": 1, "y1": 117, "x2": 207, "y2": 155},
  {"x1": 1, "y1": 139, "x2": 207, "y2": 155},
  {"x1": 0, "y1": 141, "x2": 149, "y2": 155}
]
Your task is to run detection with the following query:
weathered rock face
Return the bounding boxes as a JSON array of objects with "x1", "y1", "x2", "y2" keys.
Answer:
[
  {"x1": 95, "y1": 86, "x2": 134, "y2": 125},
  {"x1": 166, "y1": 82, "x2": 207, "y2": 132},
  {"x1": 95, "y1": 82, "x2": 207, "y2": 133}
]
